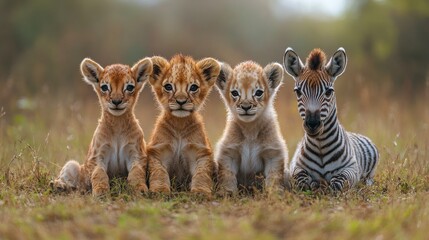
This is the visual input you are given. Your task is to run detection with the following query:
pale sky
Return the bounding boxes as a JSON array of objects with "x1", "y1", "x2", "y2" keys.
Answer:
[
  {"x1": 277, "y1": 0, "x2": 349, "y2": 17},
  {"x1": 133, "y1": 0, "x2": 350, "y2": 18}
]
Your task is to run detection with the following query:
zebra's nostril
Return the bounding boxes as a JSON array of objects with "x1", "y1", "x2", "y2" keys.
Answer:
[
  {"x1": 305, "y1": 120, "x2": 321, "y2": 130},
  {"x1": 304, "y1": 109, "x2": 321, "y2": 131}
]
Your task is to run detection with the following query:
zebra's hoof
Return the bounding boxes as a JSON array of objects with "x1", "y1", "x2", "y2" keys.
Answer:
[{"x1": 365, "y1": 179, "x2": 374, "y2": 186}]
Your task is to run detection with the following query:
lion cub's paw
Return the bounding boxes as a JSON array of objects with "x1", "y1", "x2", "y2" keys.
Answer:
[
  {"x1": 92, "y1": 186, "x2": 109, "y2": 198},
  {"x1": 131, "y1": 183, "x2": 149, "y2": 195},
  {"x1": 190, "y1": 187, "x2": 212, "y2": 199},
  {"x1": 149, "y1": 185, "x2": 171, "y2": 194}
]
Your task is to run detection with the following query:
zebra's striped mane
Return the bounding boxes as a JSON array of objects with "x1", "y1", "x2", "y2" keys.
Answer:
[{"x1": 306, "y1": 48, "x2": 326, "y2": 71}]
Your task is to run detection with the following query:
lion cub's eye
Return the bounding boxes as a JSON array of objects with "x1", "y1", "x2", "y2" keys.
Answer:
[
  {"x1": 126, "y1": 85, "x2": 135, "y2": 92},
  {"x1": 164, "y1": 83, "x2": 173, "y2": 91},
  {"x1": 255, "y1": 89, "x2": 264, "y2": 97},
  {"x1": 231, "y1": 90, "x2": 240, "y2": 97},
  {"x1": 189, "y1": 84, "x2": 199, "y2": 92},
  {"x1": 100, "y1": 84, "x2": 109, "y2": 92}
]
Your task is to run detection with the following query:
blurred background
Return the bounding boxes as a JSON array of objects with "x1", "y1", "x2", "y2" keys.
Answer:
[{"x1": 0, "y1": 0, "x2": 428, "y2": 170}]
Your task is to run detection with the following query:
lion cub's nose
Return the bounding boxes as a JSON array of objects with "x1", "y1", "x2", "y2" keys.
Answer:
[
  {"x1": 112, "y1": 99, "x2": 122, "y2": 106},
  {"x1": 176, "y1": 99, "x2": 187, "y2": 106},
  {"x1": 241, "y1": 104, "x2": 251, "y2": 112}
]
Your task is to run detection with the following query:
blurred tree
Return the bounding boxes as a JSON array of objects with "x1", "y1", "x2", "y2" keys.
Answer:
[
  {"x1": 344, "y1": 0, "x2": 429, "y2": 89},
  {"x1": 0, "y1": 0, "x2": 428, "y2": 103}
]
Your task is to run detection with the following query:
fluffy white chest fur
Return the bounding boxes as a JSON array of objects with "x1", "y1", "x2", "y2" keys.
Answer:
[
  {"x1": 165, "y1": 137, "x2": 192, "y2": 182},
  {"x1": 237, "y1": 140, "x2": 264, "y2": 182},
  {"x1": 104, "y1": 135, "x2": 131, "y2": 177}
]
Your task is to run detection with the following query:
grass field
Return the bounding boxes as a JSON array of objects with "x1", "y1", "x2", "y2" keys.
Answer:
[{"x1": 1, "y1": 81, "x2": 428, "y2": 239}]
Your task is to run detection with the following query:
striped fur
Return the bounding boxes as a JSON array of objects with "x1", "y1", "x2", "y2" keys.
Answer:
[{"x1": 283, "y1": 48, "x2": 379, "y2": 191}]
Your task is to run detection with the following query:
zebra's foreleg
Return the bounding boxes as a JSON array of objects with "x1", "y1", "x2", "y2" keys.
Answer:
[
  {"x1": 292, "y1": 168, "x2": 314, "y2": 191},
  {"x1": 329, "y1": 167, "x2": 359, "y2": 192}
]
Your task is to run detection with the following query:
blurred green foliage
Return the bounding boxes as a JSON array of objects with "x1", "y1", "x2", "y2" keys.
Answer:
[{"x1": 1, "y1": 0, "x2": 428, "y2": 102}]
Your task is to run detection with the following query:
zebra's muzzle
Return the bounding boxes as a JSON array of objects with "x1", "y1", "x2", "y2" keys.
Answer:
[{"x1": 304, "y1": 110, "x2": 323, "y2": 136}]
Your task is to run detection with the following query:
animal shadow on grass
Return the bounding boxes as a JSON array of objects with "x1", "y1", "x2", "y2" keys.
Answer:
[
  {"x1": 147, "y1": 176, "x2": 212, "y2": 202},
  {"x1": 50, "y1": 176, "x2": 147, "y2": 201},
  {"x1": 290, "y1": 179, "x2": 379, "y2": 203},
  {"x1": 213, "y1": 173, "x2": 286, "y2": 200}
]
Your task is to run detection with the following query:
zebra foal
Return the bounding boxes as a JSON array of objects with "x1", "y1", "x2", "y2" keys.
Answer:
[{"x1": 283, "y1": 47, "x2": 379, "y2": 191}]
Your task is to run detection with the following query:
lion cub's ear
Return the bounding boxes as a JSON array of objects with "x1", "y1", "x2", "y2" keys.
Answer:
[
  {"x1": 196, "y1": 58, "x2": 221, "y2": 86},
  {"x1": 80, "y1": 58, "x2": 104, "y2": 85},
  {"x1": 132, "y1": 57, "x2": 153, "y2": 88},
  {"x1": 150, "y1": 56, "x2": 169, "y2": 86},
  {"x1": 215, "y1": 62, "x2": 233, "y2": 93},
  {"x1": 264, "y1": 63, "x2": 284, "y2": 93}
]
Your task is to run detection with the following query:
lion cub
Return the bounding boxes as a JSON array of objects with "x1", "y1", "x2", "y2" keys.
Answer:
[
  {"x1": 147, "y1": 55, "x2": 221, "y2": 196},
  {"x1": 215, "y1": 61, "x2": 289, "y2": 195},
  {"x1": 51, "y1": 58, "x2": 152, "y2": 197}
]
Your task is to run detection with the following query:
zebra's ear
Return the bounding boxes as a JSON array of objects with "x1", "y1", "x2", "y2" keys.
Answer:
[
  {"x1": 326, "y1": 47, "x2": 347, "y2": 78},
  {"x1": 215, "y1": 62, "x2": 233, "y2": 94},
  {"x1": 264, "y1": 62, "x2": 284, "y2": 92},
  {"x1": 283, "y1": 47, "x2": 304, "y2": 79}
]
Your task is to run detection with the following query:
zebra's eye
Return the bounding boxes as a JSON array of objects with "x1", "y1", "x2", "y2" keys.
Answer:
[
  {"x1": 325, "y1": 88, "x2": 334, "y2": 97},
  {"x1": 231, "y1": 90, "x2": 240, "y2": 97},
  {"x1": 294, "y1": 87, "x2": 302, "y2": 97},
  {"x1": 164, "y1": 83, "x2": 173, "y2": 91},
  {"x1": 189, "y1": 84, "x2": 199, "y2": 92},
  {"x1": 255, "y1": 89, "x2": 264, "y2": 97},
  {"x1": 126, "y1": 85, "x2": 135, "y2": 92},
  {"x1": 101, "y1": 84, "x2": 109, "y2": 92}
]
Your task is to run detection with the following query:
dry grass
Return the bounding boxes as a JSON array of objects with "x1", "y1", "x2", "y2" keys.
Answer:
[{"x1": 0, "y1": 81, "x2": 428, "y2": 239}]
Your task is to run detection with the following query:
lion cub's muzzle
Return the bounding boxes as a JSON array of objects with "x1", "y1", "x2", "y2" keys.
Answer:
[
  {"x1": 169, "y1": 98, "x2": 194, "y2": 117},
  {"x1": 237, "y1": 102, "x2": 257, "y2": 116},
  {"x1": 107, "y1": 98, "x2": 128, "y2": 115}
]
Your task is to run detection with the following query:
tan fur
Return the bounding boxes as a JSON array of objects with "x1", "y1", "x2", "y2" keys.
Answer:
[
  {"x1": 215, "y1": 61, "x2": 289, "y2": 195},
  {"x1": 51, "y1": 58, "x2": 153, "y2": 197},
  {"x1": 147, "y1": 55, "x2": 221, "y2": 196}
]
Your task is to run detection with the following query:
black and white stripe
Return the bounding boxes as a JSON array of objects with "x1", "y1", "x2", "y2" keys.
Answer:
[{"x1": 284, "y1": 47, "x2": 379, "y2": 191}]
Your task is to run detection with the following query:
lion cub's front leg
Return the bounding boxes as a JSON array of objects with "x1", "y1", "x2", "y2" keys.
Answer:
[
  {"x1": 148, "y1": 147, "x2": 171, "y2": 193},
  {"x1": 127, "y1": 145, "x2": 149, "y2": 194},
  {"x1": 217, "y1": 157, "x2": 239, "y2": 196},
  {"x1": 189, "y1": 148, "x2": 214, "y2": 196},
  {"x1": 263, "y1": 150, "x2": 286, "y2": 194},
  {"x1": 264, "y1": 166, "x2": 285, "y2": 194},
  {"x1": 127, "y1": 160, "x2": 149, "y2": 194},
  {"x1": 91, "y1": 165, "x2": 109, "y2": 197}
]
